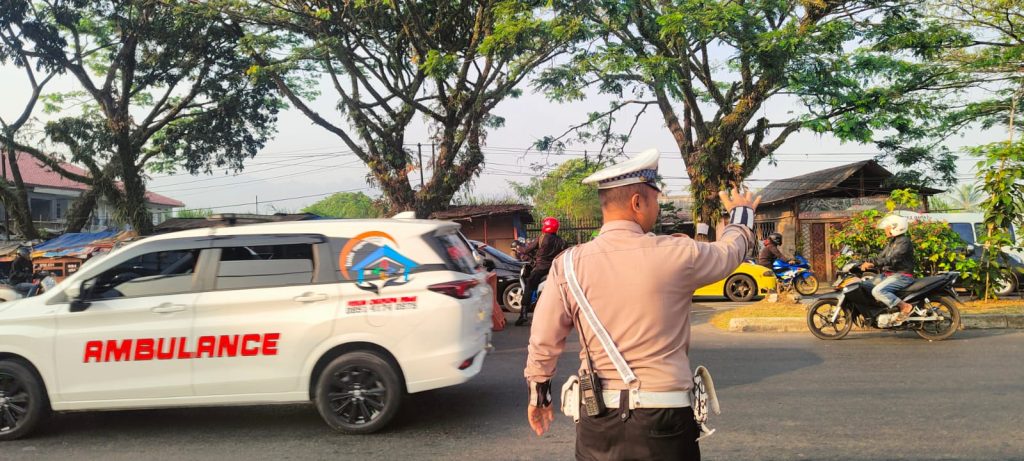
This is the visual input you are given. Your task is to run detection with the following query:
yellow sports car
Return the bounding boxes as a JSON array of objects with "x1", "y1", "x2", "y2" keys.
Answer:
[{"x1": 694, "y1": 262, "x2": 777, "y2": 302}]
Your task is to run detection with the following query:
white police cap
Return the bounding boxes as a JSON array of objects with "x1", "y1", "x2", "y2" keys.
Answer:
[{"x1": 581, "y1": 148, "x2": 660, "y2": 191}]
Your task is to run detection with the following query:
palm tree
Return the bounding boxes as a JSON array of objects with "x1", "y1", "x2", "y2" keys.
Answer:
[{"x1": 931, "y1": 183, "x2": 984, "y2": 212}]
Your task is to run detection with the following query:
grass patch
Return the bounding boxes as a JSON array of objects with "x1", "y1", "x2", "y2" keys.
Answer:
[
  {"x1": 960, "y1": 299, "x2": 1024, "y2": 315},
  {"x1": 709, "y1": 301, "x2": 805, "y2": 330}
]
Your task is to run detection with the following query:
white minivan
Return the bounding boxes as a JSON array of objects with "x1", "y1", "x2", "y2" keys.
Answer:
[{"x1": 0, "y1": 219, "x2": 492, "y2": 439}]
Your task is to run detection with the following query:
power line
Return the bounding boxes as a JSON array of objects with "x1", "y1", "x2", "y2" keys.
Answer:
[{"x1": 174, "y1": 187, "x2": 370, "y2": 213}]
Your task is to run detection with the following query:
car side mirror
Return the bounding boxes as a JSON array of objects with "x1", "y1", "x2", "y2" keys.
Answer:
[
  {"x1": 965, "y1": 244, "x2": 976, "y2": 255},
  {"x1": 482, "y1": 259, "x2": 496, "y2": 272},
  {"x1": 67, "y1": 281, "x2": 91, "y2": 313}
]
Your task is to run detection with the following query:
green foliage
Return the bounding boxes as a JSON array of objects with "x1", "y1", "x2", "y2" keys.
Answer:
[
  {"x1": 831, "y1": 190, "x2": 980, "y2": 292},
  {"x1": 830, "y1": 210, "x2": 980, "y2": 290},
  {"x1": 929, "y1": 183, "x2": 985, "y2": 212},
  {"x1": 886, "y1": 188, "x2": 921, "y2": 212},
  {"x1": 534, "y1": 0, "x2": 962, "y2": 234},
  {"x1": 176, "y1": 208, "x2": 214, "y2": 218},
  {"x1": 301, "y1": 192, "x2": 381, "y2": 219},
  {"x1": 511, "y1": 159, "x2": 603, "y2": 222},
  {"x1": 2, "y1": 0, "x2": 282, "y2": 234},
  {"x1": 974, "y1": 141, "x2": 1024, "y2": 298},
  {"x1": 231, "y1": 0, "x2": 582, "y2": 217}
]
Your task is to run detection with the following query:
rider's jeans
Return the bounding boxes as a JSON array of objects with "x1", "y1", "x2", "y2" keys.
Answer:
[
  {"x1": 871, "y1": 274, "x2": 914, "y2": 308},
  {"x1": 15, "y1": 282, "x2": 35, "y2": 296}
]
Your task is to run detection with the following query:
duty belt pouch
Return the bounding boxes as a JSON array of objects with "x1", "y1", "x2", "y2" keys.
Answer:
[{"x1": 692, "y1": 365, "x2": 721, "y2": 441}]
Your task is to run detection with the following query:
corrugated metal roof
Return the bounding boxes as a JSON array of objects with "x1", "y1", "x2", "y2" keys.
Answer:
[
  {"x1": 758, "y1": 160, "x2": 942, "y2": 206},
  {"x1": 430, "y1": 204, "x2": 533, "y2": 221}
]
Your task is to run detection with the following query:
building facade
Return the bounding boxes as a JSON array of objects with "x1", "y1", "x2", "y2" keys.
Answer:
[{"x1": 1, "y1": 154, "x2": 183, "y2": 235}]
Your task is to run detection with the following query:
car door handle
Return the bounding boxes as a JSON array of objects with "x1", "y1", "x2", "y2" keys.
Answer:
[
  {"x1": 294, "y1": 292, "x2": 328, "y2": 303},
  {"x1": 151, "y1": 303, "x2": 187, "y2": 314}
]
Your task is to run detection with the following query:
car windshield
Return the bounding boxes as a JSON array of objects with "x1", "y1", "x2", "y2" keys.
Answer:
[{"x1": 481, "y1": 245, "x2": 520, "y2": 265}]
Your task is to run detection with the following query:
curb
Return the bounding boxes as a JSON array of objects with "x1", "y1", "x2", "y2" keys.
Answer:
[{"x1": 728, "y1": 314, "x2": 1024, "y2": 332}]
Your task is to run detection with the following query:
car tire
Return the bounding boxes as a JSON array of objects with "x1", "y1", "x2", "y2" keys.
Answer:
[
  {"x1": 725, "y1": 274, "x2": 757, "y2": 302},
  {"x1": 995, "y1": 272, "x2": 1017, "y2": 297},
  {"x1": 315, "y1": 351, "x2": 402, "y2": 435},
  {"x1": 0, "y1": 359, "x2": 49, "y2": 441},
  {"x1": 502, "y1": 282, "x2": 523, "y2": 313}
]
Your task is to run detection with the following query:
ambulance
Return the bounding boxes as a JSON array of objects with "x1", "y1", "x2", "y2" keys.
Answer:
[{"x1": 0, "y1": 219, "x2": 492, "y2": 439}]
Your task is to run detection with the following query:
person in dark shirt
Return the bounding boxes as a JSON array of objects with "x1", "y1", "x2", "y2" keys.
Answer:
[
  {"x1": 861, "y1": 215, "x2": 916, "y2": 325},
  {"x1": 9, "y1": 247, "x2": 35, "y2": 295},
  {"x1": 757, "y1": 232, "x2": 793, "y2": 267},
  {"x1": 515, "y1": 217, "x2": 567, "y2": 326}
]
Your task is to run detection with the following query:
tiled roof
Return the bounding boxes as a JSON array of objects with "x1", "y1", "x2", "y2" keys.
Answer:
[{"x1": 3, "y1": 153, "x2": 184, "y2": 207}]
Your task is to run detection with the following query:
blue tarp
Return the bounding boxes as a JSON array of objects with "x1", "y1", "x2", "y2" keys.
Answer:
[{"x1": 33, "y1": 231, "x2": 121, "y2": 252}]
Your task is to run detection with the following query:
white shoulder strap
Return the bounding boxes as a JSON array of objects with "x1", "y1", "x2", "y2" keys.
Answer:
[{"x1": 562, "y1": 248, "x2": 638, "y2": 387}]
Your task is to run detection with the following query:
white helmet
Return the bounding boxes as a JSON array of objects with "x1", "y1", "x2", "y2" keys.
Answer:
[{"x1": 877, "y1": 214, "x2": 909, "y2": 236}]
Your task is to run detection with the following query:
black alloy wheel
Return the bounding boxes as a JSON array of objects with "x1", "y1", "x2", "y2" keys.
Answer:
[
  {"x1": 315, "y1": 352, "x2": 402, "y2": 434},
  {"x1": 0, "y1": 360, "x2": 48, "y2": 441},
  {"x1": 725, "y1": 274, "x2": 757, "y2": 302}
]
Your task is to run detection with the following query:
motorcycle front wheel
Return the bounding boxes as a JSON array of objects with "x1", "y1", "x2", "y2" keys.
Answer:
[
  {"x1": 795, "y1": 274, "x2": 819, "y2": 295},
  {"x1": 807, "y1": 299, "x2": 853, "y2": 340},
  {"x1": 915, "y1": 296, "x2": 961, "y2": 341}
]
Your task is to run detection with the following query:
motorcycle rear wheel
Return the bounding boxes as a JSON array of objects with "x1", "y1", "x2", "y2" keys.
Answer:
[
  {"x1": 795, "y1": 274, "x2": 819, "y2": 295},
  {"x1": 807, "y1": 299, "x2": 853, "y2": 340},
  {"x1": 915, "y1": 296, "x2": 961, "y2": 341}
]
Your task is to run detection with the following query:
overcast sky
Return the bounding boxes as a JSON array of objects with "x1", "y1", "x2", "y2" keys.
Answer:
[{"x1": 0, "y1": 63, "x2": 996, "y2": 215}]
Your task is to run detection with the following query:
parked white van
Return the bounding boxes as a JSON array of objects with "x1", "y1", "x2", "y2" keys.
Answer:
[
  {"x1": 921, "y1": 212, "x2": 1023, "y2": 295},
  {"x1": 0, "y1": 219, "x2": 492, "y2": 439}
]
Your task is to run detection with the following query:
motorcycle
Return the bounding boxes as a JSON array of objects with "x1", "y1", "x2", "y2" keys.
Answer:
[
  {"x1": 0, "y1": 271, "x2": 57, "y2": 302},
  {"x1": 807, "y1": 260, "x2": 962, "y2": 341},
  {"x1": 509, "y1": 238, "x2": 546, "y2": 314},
  {"x1": 772, "y1": 255, "x2": 819, "y2": 295}
]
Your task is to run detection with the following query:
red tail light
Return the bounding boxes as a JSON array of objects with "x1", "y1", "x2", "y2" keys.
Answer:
[{"x1": 428, "y1": 279, "x2": 479, "y2": 299}]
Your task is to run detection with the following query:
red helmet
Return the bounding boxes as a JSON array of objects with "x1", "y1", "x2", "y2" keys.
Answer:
[{"x1": 541, "y1": 217, "x2": 560, "y2": 234}]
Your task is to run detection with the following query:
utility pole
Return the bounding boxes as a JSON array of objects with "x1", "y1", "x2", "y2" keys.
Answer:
[
  {"x1": 255, "y1": 195, "x2": 259, "y2": 215},
  {"x1": 417, "y1": 143, "x2": 425, "y2": 188},
  {"x1": 431, "y1": 143, "x2": 436, "y2": 174},
  {"x1": 1, "y1": 151, "x2": 7, "y2": 241}
]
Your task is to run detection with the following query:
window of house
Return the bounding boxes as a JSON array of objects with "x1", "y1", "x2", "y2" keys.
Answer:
[
  {"x1": 215, "y1": 243, "x2": 315, "y2": 290},
  {"x1": 83, "y1": 249, "x2": 201, "y2": 300},
  {"x1": 756, "y1": 222, "x2": 778, "y2": 241}
]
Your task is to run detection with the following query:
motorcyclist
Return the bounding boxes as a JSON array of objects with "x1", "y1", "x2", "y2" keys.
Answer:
[
  {"x1": 9, "y1": 247, "x2": 35, "y2": 295},
  {"x1": 514, "y1": 217, "x2": 567, "y2": 327},
  {"x1": 757, "y1": 232, "x2": 795, "y2": 268},
  {"x1": 861, "y1": 215, "x2": 916, "y2": 325}
]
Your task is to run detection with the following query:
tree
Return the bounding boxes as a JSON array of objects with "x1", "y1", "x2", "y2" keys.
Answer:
[
  {"x1": 0, "y1": 1, "x2": 61, "y2": 238},
  {"x1": 511, "y1": 158, "x2": 603, "y2": 222},
  {"x1": 301, "y1": 192, "x2": 380, "y2": 218},
  {"x1": 233, "y1": 0, "x2": 580, "y2": 217},
  {"x1": 3, "y1": 0, "x2": 281, "y2": 235},
  {"x1": 929, "y1": 183, "x2": 984, "y2": 212},
  {"x1": 928, "y1": 0, "x2": 1023, "y2": 136},
  {"x1": 536, "y1": 0, "x2": 961, "y2": 238}
]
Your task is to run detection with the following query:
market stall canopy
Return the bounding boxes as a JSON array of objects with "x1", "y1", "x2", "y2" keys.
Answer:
[{"x1": 31, "y1": 231, "x2": 137, "y2": 259}]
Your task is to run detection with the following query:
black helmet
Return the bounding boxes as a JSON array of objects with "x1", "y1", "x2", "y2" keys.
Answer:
[
  {"x1": 16, "y1": 247, "x2": 30, "y2": 258},
  {"x1": 768, "y1": 232, "x2": 783, "y2": 246}
]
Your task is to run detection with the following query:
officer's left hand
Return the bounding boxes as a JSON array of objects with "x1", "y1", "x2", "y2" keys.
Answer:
[{"x1": 527, "y1": 405, "x2": 554, "y2": 436}]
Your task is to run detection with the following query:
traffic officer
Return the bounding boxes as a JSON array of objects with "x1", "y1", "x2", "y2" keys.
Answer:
[{"x1": 523, "y1": 148, "x2": 760, "y2": 460}]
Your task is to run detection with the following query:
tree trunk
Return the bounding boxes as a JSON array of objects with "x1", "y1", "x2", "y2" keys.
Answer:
[
  {"x1": 0, "y1": 149, "x2": 41, "y2": 239},
  {"x1": 64, "y1": 186, "x2": 102, "y2": 233},
  {"x1": 685, "y1": 140, "x2": 744, "y2": 241}
]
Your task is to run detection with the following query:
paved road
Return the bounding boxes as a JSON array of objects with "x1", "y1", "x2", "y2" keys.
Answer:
[{"x1": 7, "y1": 305, "x2": 1024, "y2": 460}]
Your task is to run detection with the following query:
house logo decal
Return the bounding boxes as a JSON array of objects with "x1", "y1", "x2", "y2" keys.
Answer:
[{"x1": 340, "y1": 231, "x2": 419, "y2": 294}]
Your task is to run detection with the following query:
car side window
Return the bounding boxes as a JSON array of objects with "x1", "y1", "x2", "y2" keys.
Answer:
[
  {"x1": 83, "y1": 249, "x2": 201, "y2": 300},
  {"x1": 951, "y1": 223, "x2": 976, "y2": 245},
  {"x1": 215, "y1": 243, "x2": 315, "y2": 290}
]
